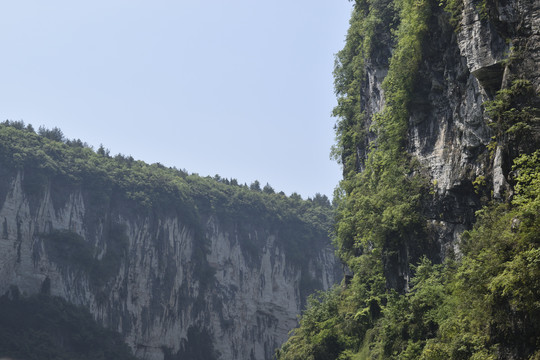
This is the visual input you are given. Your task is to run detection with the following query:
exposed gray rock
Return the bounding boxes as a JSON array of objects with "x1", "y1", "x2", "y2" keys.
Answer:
[
  {"x1": 458, "y1": 0, "x2": 509, "y2": 95},
  {"x1": 492, "y1": 145, "x2": 510, "y2": 199},
  {"x1": 0, "y1": 172, "x2": 340, "y2": 360},
  {"x1": 358, "y1": 0, "x2": 538, "y2": 264}
]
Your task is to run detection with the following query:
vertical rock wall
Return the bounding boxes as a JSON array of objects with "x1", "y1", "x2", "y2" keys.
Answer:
[
  {"x1": 357, "y1": 0, "x2": 539, "y2": 259},
  {"x1": 0, "y1": 170, "x2": 340, "y2": 360}
]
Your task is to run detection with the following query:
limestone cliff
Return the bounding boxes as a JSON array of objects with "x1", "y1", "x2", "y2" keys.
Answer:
[
  {"x1": 348, "y1": 0, "x2": 539, "y2": 285},
  {"x1": 409, "y1": 0, "x2": 539, "y2": 248},
  {"x1": 276, "y1": 0, "x2": 539, "y2": 358},
  {"x1": 0, "y1": 148, "x2": 340, "y2": 360}
]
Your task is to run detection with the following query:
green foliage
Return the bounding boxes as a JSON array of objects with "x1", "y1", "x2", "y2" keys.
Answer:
[
  {"x1": 440, "y1": 0, "x2": 463, "y2": 29},
  {"x1": 280, "y1": 150, "x2": 540, "y2": 359},
  {"x1": 333, "y1": 0, "x2": 431, "y2": 280},
  {"x1": 472, "y1": 175, "x2": 486, "y2": 194},
  {"x1": 484, "y1": 79, "x2": 539, "y2": 150},
  {"x1": 0, "y1": 292, "x2": 137, "y2": 360},
  {"x1": 420, "y1": 153, "x2": 540, "y2": 358},
  {"x1": 38, "y1": 125, "x2": 65, "y2": 142},
  {"x1": 439, "y1": 0, "x2": 497, "y2": 30},
  {"x1": 278, "y1": 256, "x2": 451, "y2": 360},
  {"x1": 263, "y1": 182, "x2": 275, "y2": 194},
  {"x1": 0, "y1": 121, "x2": 339, "y2": 359},
  {"x1": 512, "y1": 150, "x2": 540, "y2": 213},
  {"x1": 364, "y1": 258, "x2": 450, "y2": 359},
  {"x1": 250, "y1": 180, "x2": 261, "y2": 191},
  {"x1": 276, "y1": 287, "x2": 354, "y2": 360},
  {"x1": 332, "y1": 0, "x2": 400, "y2": 178}
]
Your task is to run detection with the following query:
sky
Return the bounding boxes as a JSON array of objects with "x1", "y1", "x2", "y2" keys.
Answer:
[{"x1": 0, "y1": 1, "x2": 353, "y2": 199}]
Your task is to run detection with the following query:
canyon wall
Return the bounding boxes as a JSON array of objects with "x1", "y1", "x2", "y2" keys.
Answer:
[{"x1": 0, "y1": 164, "x2": 340, "y2": 360}]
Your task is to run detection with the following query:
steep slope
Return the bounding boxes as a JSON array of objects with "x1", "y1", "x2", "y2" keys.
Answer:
[
  {"x1": 0, "y1": 123, "x2": 341, "y2": 360},
  {"x1": 278, "y1": 0, "x2": 539, "y2": 358}
]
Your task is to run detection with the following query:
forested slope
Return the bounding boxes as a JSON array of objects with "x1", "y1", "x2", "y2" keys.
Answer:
[{"x1": 278, "y1": 0, "x2": 540, "y2": 359}]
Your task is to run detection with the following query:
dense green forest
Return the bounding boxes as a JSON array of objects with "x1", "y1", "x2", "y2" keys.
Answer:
[{"x1": 277, "y1": 0, "x2": 540, "y2": 359}]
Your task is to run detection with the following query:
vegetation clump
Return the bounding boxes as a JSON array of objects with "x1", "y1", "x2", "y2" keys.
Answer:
[{"x1": 485, "y1": 79, "x2": 540, "y2": 156}]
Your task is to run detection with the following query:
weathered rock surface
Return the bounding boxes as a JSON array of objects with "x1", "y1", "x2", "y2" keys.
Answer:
[
  {"x1": 357, "y1": 0, "x2": 539, "y2": 265},
  {"x1": 0, "y1": 170, "x2": 340, "y2": 360}
]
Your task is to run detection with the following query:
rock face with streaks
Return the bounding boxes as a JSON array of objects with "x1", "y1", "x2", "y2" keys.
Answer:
[
  {"x1": 0, "y1": 167, "x2": 340, "y2": 360},
  {"x1": 360, "y1": 0, "x2": 539, "y2": 256},
  {"x1": 345, "y1": 0, "x2": 539, "y2": 290},
  {"x1": 414, "y1": 0, "x2": 538, "y2": 250}
]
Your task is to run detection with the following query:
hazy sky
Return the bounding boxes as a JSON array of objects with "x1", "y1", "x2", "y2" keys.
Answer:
[{"x1": 0, "y1": 1, "x2": 352, "y2": 198}]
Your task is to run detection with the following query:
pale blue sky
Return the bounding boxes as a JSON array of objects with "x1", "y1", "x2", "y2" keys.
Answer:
[{"x1": 0, "y1": 1, "x2": 352, "y2": 198}]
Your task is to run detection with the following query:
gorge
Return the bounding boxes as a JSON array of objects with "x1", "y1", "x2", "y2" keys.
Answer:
[{"x1": 1, "y1": 0, "x2": 540, "y2": 359}]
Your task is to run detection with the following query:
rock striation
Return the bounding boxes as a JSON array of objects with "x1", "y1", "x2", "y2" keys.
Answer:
[
  {"x1": 0, "y1": 168, "x2": 340, "y2": 360},
  {"x1": 358, "y1": 0, "x2": 539, "y2": 257},
  {"x1": 338, "y1": 0, "x2": 539, "y2": 292}
]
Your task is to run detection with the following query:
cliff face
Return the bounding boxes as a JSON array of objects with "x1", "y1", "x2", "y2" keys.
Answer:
[
  {"x1": 412, "y1": 0, "x2": 539, "y2": 247},
  {"x1": 359, "y1": 0, "x2": 539, "y2": 262},
  {"x1": 0, "y1": 168, "x2": 340, "y2": 360},
  {"x1": 329, "y1": 0, "x2": 540, "y2": 293}
]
